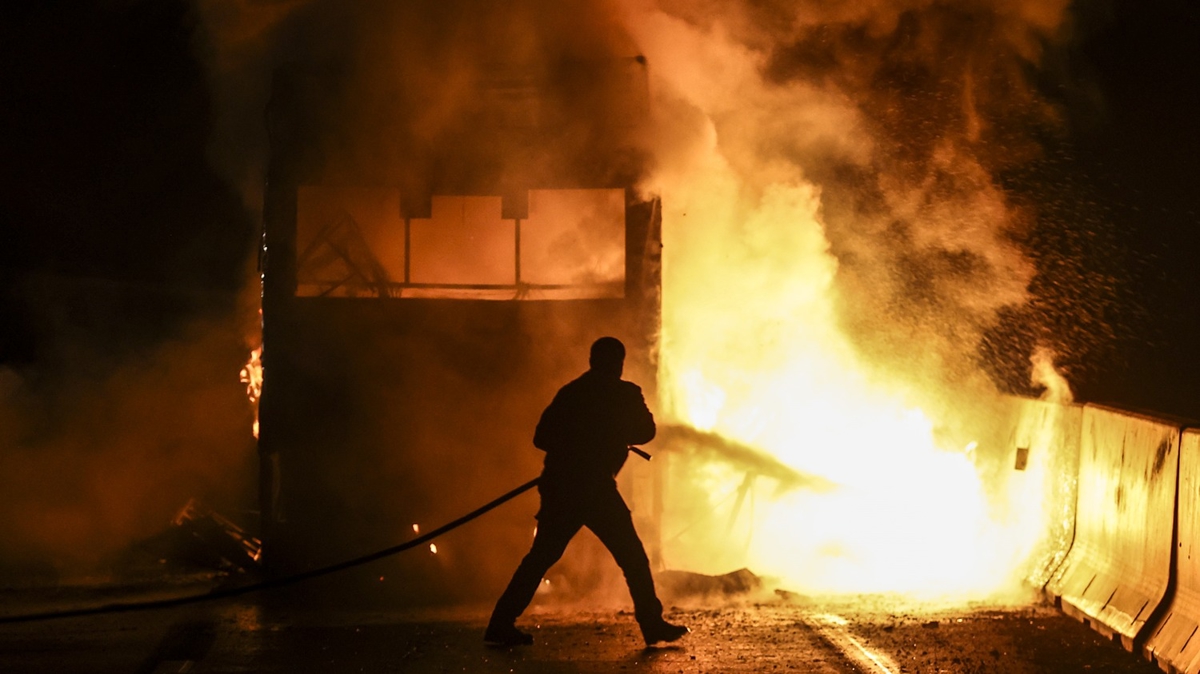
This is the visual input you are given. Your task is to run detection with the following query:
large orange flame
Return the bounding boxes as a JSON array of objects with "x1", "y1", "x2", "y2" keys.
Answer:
[{"x1": 625, "y1": 6, "x2": 1053, "y2": 598}]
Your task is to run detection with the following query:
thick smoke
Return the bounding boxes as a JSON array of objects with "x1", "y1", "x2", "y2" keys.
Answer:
[
  {"x1": 620, "y1": 0, "x2": 1076, "y2": 429},
  {"x1": 0, "y1": 289, "x2": 257, "y2": 579},
  {"x1": 194, "y1": 0, "x2": 645, "y2": 204}
]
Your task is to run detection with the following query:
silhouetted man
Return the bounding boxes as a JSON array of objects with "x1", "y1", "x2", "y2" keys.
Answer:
[{"x1": 485, "y1": 337, "x2": 689, "y2": 647}]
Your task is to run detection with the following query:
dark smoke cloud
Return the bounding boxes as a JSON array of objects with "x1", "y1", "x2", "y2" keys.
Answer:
[
  {"x1": 194, "y1": 0, "x2": 645, "y2": 207},
  {"x1": 0, "y1": 2, "x2": 263, "y2": 581},
  {"x1": 0, "y1": 292, "x2": 256, "y2": 577}
]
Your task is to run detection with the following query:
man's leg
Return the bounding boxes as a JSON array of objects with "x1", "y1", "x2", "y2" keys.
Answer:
[
  {"x1": 586, "y1": 489, "x2": 687, "y2": 644},
  {"x1": 487, "y1": 515, "x2": 580, "y2": 641}
]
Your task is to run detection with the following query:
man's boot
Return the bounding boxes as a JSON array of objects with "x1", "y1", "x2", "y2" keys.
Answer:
[
  {"x1": 641, "y1": 618, "x2": 690, "y2": 646},
  {"x1": 484, "y1": 622, "x2": 534, "y2": 646}
]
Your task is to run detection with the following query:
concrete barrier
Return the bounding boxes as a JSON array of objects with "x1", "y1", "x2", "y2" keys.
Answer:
[
  {"x1": 1046, "y1": 405, "x2": 1181, "y2": 649},
  {"x1": 1145, "y1": 428, "x2": 1200, "y2": 673},
  {"x1": 1006, "y1": 397, "x2": 1083, "y2": 590}
]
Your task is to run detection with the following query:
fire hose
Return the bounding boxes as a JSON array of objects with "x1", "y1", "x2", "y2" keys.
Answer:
[{"x1": 0, "y1": 447, "x2": 654, "y2": 625}]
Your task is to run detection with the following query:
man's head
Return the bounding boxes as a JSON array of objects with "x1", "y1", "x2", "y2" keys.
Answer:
[{"x1": 589, "y1": 336, "x2": 625, "y2": 378}]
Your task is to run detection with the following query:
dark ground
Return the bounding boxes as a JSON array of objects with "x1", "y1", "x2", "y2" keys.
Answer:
[{"x1": 0, "y1": 582, "x2": 1164, "y2": 673}]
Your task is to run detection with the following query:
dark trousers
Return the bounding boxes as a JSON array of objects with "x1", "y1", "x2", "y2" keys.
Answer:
[{"x1": 490, "y1": 483, "x2": 663, "y2": 628}]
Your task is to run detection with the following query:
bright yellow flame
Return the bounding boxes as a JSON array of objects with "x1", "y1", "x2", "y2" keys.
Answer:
[
  {"x1": 412, "y1": 523, "x2": 420, "y2": 534},
  {"x1": 624, "y1": 3, "x2": 1048, "y2": 599},
  {"x1": 661, "y1": 333, "x2": 1029, "y2": 596},
  {"x1": 653, "y1": 175, "x2": 1041, "y2": 595},
  {"x1": 653, "y1": 186, "x2": 1046, "y2": 597},
  {"x1": 429, "y1": 543, "x2": 438, "y2": 554}
]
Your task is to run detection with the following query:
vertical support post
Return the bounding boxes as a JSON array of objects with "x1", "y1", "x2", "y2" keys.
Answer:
[
  {"x1": 403, "y1": 216, "x2": 411, "y2": 291},
  {"x1": 514, "y1": 218, "x2": 522, "y2": 288}
]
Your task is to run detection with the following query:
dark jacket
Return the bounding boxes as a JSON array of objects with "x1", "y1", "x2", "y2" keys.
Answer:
[{"x1": 533, "y1": 369, "x2": 656, "y2": 489}]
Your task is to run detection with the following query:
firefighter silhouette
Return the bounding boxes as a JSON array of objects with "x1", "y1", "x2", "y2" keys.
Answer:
[{"x1": 486, "y1": 337, "x2": 689, "y2": 647}]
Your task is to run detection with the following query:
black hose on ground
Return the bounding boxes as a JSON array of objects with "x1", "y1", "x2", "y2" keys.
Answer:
[{"x1": 0, "y1": 477, "x2": 541, "y2": 625}]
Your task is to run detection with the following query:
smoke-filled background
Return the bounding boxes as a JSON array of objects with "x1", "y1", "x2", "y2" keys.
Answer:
[{"x1": 1, "y1": 0, "x2": 1198, "y2": 591}]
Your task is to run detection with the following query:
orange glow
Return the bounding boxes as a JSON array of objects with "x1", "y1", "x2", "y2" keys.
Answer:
[
  {"x1": 239, "y1": 346, "x2": 263, "y2": 439},
  {"x1": 521, "y1": 189, "x2": 625, "y2": 288},
  {"x1": 410, "y1": 196, "x2": 515, "y2": 286}
]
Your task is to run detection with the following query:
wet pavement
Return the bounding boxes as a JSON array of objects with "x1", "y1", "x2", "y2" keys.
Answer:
[{"x1": 0, "y1": 585, "x2": 1165, "y2": 673}]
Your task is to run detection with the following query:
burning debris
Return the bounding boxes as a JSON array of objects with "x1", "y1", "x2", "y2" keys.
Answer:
[
  {"x1": 657, "y1": 424, "x2": 837, "y2": 495},
  {"x1": 121, "y1": 499, "x2": 261, "y2": 577},
  {"x1": 171, "y1": 498, "x2": 262, "y2": 572},
  {"x1": 656, "y1": 568, "x2": 766, "y2": 603}
]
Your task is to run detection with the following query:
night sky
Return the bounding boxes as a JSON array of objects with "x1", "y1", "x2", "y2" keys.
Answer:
[
  {"x1": 1045, "y1": 0, "x2": 1200, "y2": 415},
  {"x1": 1, "y1": 1, "x2": 254, "y2": 373},
  {"x1": 1, "y1": 0, "x2": 1198, "y2": 415}
]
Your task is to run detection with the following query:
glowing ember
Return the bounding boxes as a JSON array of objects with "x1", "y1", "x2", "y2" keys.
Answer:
[
  {"x1": 429, "y1": 543, "x2": 438, "y2": 554},
  {"x1": 412, "y1": 523, "x2": 420, "y2": 534},
  {"x1": 239, "y1": 346, "x2": 263, "y2": 438}
]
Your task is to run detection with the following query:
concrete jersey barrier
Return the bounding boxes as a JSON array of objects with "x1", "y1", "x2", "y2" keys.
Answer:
[
  {"x1": 1007, "y1": 397, "x2": 1083, "y2": 590},
  {"x1": 1145, "y1": 428, "x2": 1200, "y2": 672},
  {"x1": 1046, "y1": 404, "x2": 1181, "y2": 649}
]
